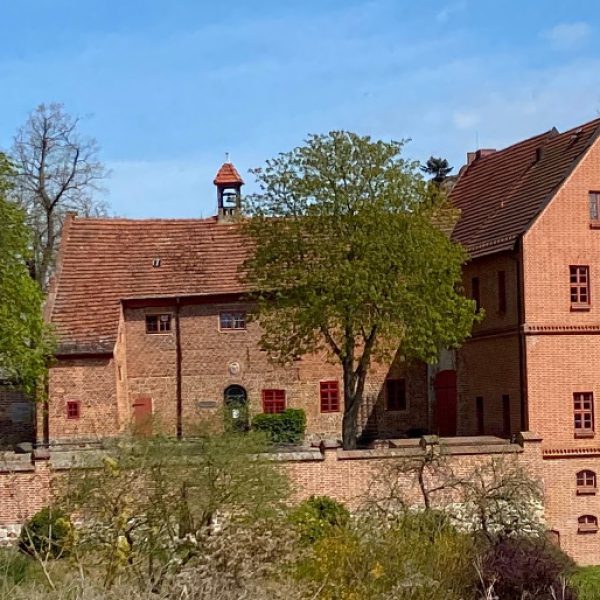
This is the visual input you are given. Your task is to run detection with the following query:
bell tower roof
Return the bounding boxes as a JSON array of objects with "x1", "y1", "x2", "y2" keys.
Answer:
[{"x1": 213, "y1": 161, "x2": 244, "y2": 186}]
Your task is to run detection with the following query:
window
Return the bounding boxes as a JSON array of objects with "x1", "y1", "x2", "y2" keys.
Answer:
[
  {"x1": 574, "y1": 392, "x2": 594, "y2": 437},
  {"x1": 66, "y1": 400, "x2": 80, "y2": 420},
  {"x1": 145, "y1": 314, "x2": 171, "y2": 333},
  {"x1": 386, "y1": 379, "x2": 406, "y2": 411},
  {"x1": 502, "y1": 394, "x2": 511, "y2": 437},
  {"x1": 497, "y1": 271, "x2": 506, "y2": 314},
  {"x1": 219, "y1": 311, "x2": 246, "y2": 330},
  {"x1": 320, "y1": 381, "x2": 340, "y2": 413},
  {"x1": 589, "y1": 192, "x2": 600, "y2": 225},
  {"x1": 262, "y1": 389, "x2": 286, "y2": 414},
  {"x1": 578, "y1": 515, "x2": 599, "y2": 533},
  {"x1": 476, "y1": 396, "x2": 484, "y2": 435},
  {"x1": 577, "y1": 470, "x2": 597, "y2": 495},
  {"x1": 472, "y1": 277, "x2": 481, "y2": 312},
  {"x1": 570, "y1": 266, "x2": 590, "y2": 309}
]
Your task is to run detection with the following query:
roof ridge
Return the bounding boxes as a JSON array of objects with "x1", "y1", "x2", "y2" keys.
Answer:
[{"x1": 69, "y1": 215, "x2": 220, "y2": 224}]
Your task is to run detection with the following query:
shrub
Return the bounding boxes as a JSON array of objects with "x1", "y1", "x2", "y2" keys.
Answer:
[
  {"x1": 291, "y1": 495, "x2": 350, "y2": 544},
  {"x1": 252, "y1": 408, "x2": 306, "y2": 444},
  {"x1": 0, "y1": 549, "x2": 35, "y2": 586},
  {"x1": 18, "y1": 507, "x2": 73, "y2": 559},
  {"x1": 571, "y1": 566, "x2": 600, "y2": 600},
  {"x1": 478, "y1": 535, "x2": 576, "y2": 599}
]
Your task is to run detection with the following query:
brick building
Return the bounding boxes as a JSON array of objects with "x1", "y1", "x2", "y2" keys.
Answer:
[
  {"x1": 21, "y1": 116, "x2": 600, "y2": 562},
  {"x1": 450, "y1": 117, "x2": 600, "y2": 559},
  {"x1": 41, "y1": 161, "x2": 427, "y2": 446}
]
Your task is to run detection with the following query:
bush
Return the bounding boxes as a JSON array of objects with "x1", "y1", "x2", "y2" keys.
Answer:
[
  {"x1": 294, "y1": 510, "x2": 475, "y2": 600},
  {"x1": 0, "y1": 549, "x2": 35, "y2": 586},
  {"x1": 291, "y1": 495, "x2": 350, "y2": 544},
  {"x1": 571, "y1": 566, "x2": 600, "y2": 600},
  {"x1": 252, "y1": 408, "x2": 306, "y2": 444},
  {"x1": 18, "y1": 507, "x2": 73, "y2": 559},
  {"x1": 478, "y1": 535, "x2": 576, "y2": 599}
]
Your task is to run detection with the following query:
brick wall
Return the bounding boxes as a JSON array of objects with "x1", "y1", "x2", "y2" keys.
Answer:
[{"x1": 47, "y1": 356, "x2": 119, "y2": 442}]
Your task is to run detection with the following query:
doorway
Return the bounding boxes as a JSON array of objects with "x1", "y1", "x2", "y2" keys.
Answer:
[
  {"x1": 224, "y1": 385, "x2": 249, "y2": 432},
  {"x1": 434, "y1": 370, "x2": 457, "y2": 436}
]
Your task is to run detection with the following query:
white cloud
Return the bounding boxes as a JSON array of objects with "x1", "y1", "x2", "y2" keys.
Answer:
[
  {"x1": 452, "y1": 110, "x2": 481, "y2": 130},
  {"x1": 436, "y1": 1, "x2": 467, "y2": 24},
  {"x1": 541, "y1": 22, "x2": 591, "y2": 49}
]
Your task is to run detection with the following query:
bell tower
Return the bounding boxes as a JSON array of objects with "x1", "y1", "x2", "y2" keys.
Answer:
[{"x1": 214, "y1": 155, "x2": 244, "y2": 220}]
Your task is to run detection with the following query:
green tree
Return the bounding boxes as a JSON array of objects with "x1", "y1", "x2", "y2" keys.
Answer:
[
  {"x1": 420, "y1": 156, "x2": 453, "y2": 184},
  {"x1": 243, "y1": 132, "x2": 477, "y2": 449},
  {"x1": 0, "y1": 153, "x2": 51, "y2": 393}
]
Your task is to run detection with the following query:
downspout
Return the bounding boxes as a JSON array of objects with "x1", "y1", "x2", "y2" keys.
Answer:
[
  {"x1": 515, "y1": 238, "x2": 529, "y2": 431},
  {"x1": 175, "y1": 298, "x2": 183, "y2": 439}
]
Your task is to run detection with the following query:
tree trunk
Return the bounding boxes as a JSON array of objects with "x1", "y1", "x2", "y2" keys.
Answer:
[{"x1": 342, "y1": 361, "x2": 362, "y2": 450}]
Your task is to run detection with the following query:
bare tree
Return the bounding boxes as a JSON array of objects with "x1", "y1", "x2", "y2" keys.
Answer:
[{"x1": 11, "y1": 103, "x2": 109, "y2": 288}]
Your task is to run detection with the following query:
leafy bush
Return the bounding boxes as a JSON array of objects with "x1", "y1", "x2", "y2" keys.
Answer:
[
  {"x1": 571, "y1": 566, "x2": 600, "y2": 600},
  {"x1": 478, "y1": 535, "x2": 576, "y2": 599},
  {"x1": 291, "y1": 495, "x2": 350, "y2": 544},
  {"x1": 18, "y1": 507, "x2": 73, "y2": 559},
  {"x1": 252, "y1": 408, "x2": 306, "y2": 444},
  {"x1": 294, "y1": 511, "x2": 475, "y2": 600},
  {"x1": 0, "y1": 549, "x2": 35, "y2": 586}
]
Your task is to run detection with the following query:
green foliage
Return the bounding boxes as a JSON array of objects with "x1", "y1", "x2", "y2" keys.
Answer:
[
  {"x1": 291, "y1": 495, "x2": 350, "y2": 544},
  {"x1": 0, "y1": 152, "x2": 53, "y2": 393},
  {"x1": 293, "y1": 510, "x2": 475, "y2": 600},
  {"x1": 571, "y1": 565, "x2": 600, "y2": 600},
  {"x1": 252, "y1": 408, "x2": 306, "y2": 444},
  {"x1": 243, "y1": 131, "x2": 479, "y2": 448},
  {"x1": 0, "y1": 550, "x2": 36, "y2": 586},
  {"x1": 18, "y1": 508, "x2": 73, "y2": 559},
  {"x1": 58, "y1": 429, "x2": 290, "y2": 590}
]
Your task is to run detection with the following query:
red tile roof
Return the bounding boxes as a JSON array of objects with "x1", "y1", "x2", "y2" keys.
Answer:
[
  {"x1": 48, "y1": 216, "x2": 249, "y2": 351},
  {"x1": 213, "y1": 162, "x2": 244, "y2": 186},
  {"x1": 450, "y1": 118, "x2": 600, "y2": 258}
]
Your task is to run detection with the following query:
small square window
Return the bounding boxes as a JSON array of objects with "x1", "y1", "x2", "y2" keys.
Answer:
[
  {"x1": 578, "y1": 515, "x2": 599, "y2": 533},
  {"x1": 220, "y1": 311, "x2": 247, "y2": 331},
  {"x1": 577, "y1": 470, "x2": 597, "y2": 495},
  {"x1": 146, "y1": 314, "x2": 171, "y2": 333},
  {"x1": 262, "y1": 389, "x2": 286, "y2": 414},
  {"x1": 66, "y1": 400, "x2": 80, "y2": 420},
  {"x1": 386, "y1": 379, "x2": 406, "y2": 411},
  {"x1": 320, "y1": 381, "x2": 340, "y2": 413}
]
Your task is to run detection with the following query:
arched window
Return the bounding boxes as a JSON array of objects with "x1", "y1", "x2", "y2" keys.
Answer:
[
  {"x1": 578, "y1": 515, "x2": 598, "y2": 534},
  {"x1": 224, "y1": 385, "x2": 248, "y2": 432},
  {"x1": 576, "y1": 470, "x2": 597, "y2": 494}
]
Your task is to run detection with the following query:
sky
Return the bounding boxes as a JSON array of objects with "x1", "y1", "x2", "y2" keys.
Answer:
[{"x1": 2, "y1": 0, "x2": 600, "y2": 218}]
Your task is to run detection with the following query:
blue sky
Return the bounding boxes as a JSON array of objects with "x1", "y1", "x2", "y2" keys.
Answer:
[{"x1": 2, "y1": 0, "x2": 600, "y2": 217}]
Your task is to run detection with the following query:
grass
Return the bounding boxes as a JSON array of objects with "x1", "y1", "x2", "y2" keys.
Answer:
[{"x1": 570, "y1": 565, "x2": 600, "y2": 600}]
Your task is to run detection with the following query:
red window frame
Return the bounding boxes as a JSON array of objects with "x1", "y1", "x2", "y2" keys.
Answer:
[
  {"x1": 262, "y1": 389, "x2": 286, "y2": 414},
  {"x1": 574, "y1": 392, "x2": 594, "y2": 438},
  {"x1": 577, "y1": 470, "x2": 597, "y2": 495},
  {"x1": 66, "y1": 400, "x2": 80, "y2": 420},
  {"x1": 386, "y1": 379, "x2": 406, "y2": 411},
  {"x1": 145, "y1": 314, "x2": 172, "y2": 333},
  {"x1": 472, "y1": 277, "x2": 481, "y2": 312},
  {"x1": 578, "y1": 515, "x2": 599, "y2": 533},
  {"x1": 589, "y1": 192, "x2": 600, "y2": 226},
  {"x1": 219, "y1": 311, "x2": 247, "y2": 331},
  {"x1": 497, "y1": 270, "x2": 506, "y2": 314},
  {"x1": 320, "y1": 381, "x2": 340, "y2": 413},
  {"x1": 570, "y1": 266, "x2": 590, "y2": 309}
]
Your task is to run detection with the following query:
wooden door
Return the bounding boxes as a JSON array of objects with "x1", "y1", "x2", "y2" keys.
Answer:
[
  {"x1": 132, "y1": 396, "x2": 152, "y2": 435},
  {"x1": 434, "y1": 370, "x2": 457, "y2": 437}
]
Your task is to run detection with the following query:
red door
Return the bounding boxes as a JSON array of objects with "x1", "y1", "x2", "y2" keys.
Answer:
[
  {"x1": 434, "y1": 370, "x2": 457, "y2": 437},
  {"x1": 132, "y1": 396, "x2": 152, "y2": 435}
]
